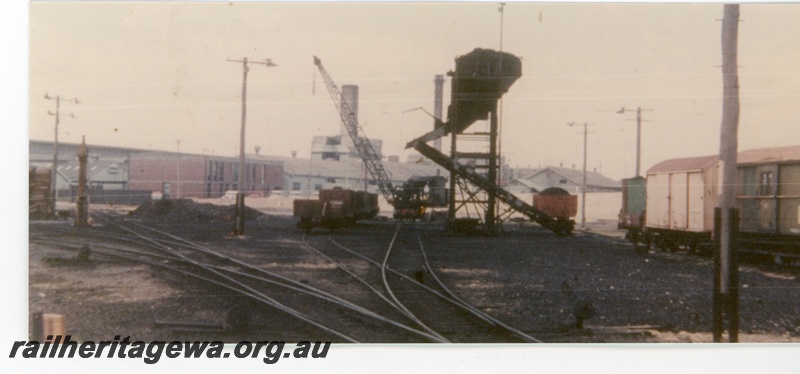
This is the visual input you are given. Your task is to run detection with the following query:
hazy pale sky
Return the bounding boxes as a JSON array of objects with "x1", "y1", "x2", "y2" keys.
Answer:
[{"x1": 27, "y1": 2, "x2": 800, "y2": 180}]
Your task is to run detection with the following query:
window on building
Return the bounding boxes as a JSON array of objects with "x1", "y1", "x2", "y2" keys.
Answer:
[
  {"x1": 559, "y1": 178, "x2": 567, "y2": 184},
  {"x1": 292, "y1": 182, "x2": 301, "y2": 191},
  {"x1": 321, "y1": 152, "x2": 339, "y2": 161},
  {"x1": 326, "y1": 177, "x2": 336, "y2": 183},
  {"x1": 759, "y1": 172, "x2": 774, "y2": 195},
  {"x1": 213, "y1": 161, "x2": 224, "y2": 181},
  {"x1": 315, "y1": 184, "x2": 322, "y2": 191}
]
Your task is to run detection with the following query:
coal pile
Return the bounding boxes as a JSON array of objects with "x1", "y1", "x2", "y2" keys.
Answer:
[{"x1": 129, "y1": 199, "x2": 265, "y2": 223}]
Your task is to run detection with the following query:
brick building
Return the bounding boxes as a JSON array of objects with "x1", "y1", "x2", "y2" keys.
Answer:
[{"x1": 128, "y1": 152, "x2": 283, "y2": 198}]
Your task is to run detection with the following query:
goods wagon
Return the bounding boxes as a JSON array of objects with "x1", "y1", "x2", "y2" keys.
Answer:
[
  {"x1": 293, "y1": 188, "x2": 379, "y2": 232},
  {"x1": 618, "y1": 177, "x2": 647, "y2": 229},
  {"x1": 532, "y1": 187, "x2": 578, "y2": 220},
  {"x1": 623, "y1": 145, "x2": 800, "y2": 263},
  {"x1": 29, "y1": 166, "x2": 52, "y2": 219}
]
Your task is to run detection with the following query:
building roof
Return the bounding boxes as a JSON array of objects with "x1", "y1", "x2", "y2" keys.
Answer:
[
  {"x1": 647, "y1": 145, "x2": 800, "y2": 174},
  {"x1": 647, "y1": 155, "x2": 719, "y2": 174},
  {"x1": 738, "y1": 145, "x2": 800, "y2": 165},
  {"x1": 525, "y1": 166, "x2": 620, "y2": 189},
  {"x1": 129, "y1": 151, "x2": 282, "y2": 165},
  {"x1": 30, "y1": 159, "x2": 126, "y2": 183},
  {"x1": 251, "y1": 154, "x2": 447, "y2": 183}
]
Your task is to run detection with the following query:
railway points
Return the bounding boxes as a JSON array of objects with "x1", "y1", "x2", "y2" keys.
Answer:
[{"x1": 29, "y1": 210, "x2": 800, "y2": 343}]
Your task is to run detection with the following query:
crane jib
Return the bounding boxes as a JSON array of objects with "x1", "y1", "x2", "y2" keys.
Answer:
[{"x1": 313, "y1": 56, "x2": 396, "y2": 203}]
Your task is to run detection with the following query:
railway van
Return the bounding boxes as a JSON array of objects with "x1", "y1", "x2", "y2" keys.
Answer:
[{"x1": 622, "y1": 145, "x2": 800, "y2": 263}]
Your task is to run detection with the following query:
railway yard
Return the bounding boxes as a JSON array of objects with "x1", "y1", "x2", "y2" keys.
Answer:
[{"x1": 28, "y1": 202, "x2": 800, "y2": 344}]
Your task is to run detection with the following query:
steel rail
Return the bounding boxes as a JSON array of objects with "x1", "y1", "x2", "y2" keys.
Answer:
[
  {"x1": 414, "y1": 234, "x2": 543, "y2": 343},
  {"x1": 93, "y1": 215, "x2": 361, "y2": 343},
  {"x1": 328, "y1": 236, "x2": 500, "y2": 326},
  {"x1": 75, "y1": 246, "x2": 359, "y2": 340},
  {"x1": 300, "y1": 236, "x2": 405, "y2": 312},
  {"x1": 300, "y1": 234, "x2": 450, "y2": 342},
  {"x1": 205, "y1": 264, "x2": 445, "y2": 343},
  {"x1": 33, "y1": 232, "x2": 438, "y2": 341},
  {"x1": 115, "y1": 217, "x2": 441, "y2": 338},
  {"x1": 92, "y1": 214, "x2": 441, "y2": 342},
  {"x1": 380, "y1": 224, "x2": 450, "y2": 343},
  {"x1": 412, "y1": 233, "x2": 497, "y2": 327}
]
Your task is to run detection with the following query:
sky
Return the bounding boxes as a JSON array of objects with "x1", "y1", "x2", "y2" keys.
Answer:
[{"x1": 25, "y1": 2, "x2": 800, "y2": 181}]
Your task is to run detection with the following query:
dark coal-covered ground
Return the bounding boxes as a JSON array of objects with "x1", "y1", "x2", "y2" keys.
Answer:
[{"x1": 28, "y1": 213, "x2": 800, "y2": 343}]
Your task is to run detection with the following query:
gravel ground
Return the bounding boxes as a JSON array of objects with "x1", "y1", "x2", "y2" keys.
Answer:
[{"x1": 28, "y1": 212, "x2": 800, "y2": 343}]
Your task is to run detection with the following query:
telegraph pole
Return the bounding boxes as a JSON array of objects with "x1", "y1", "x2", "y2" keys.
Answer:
[
  {"x1": 616, "y1": 106, "x2": 653, "y2": 178},
  {"x1": 176, "y1": 139, "x2": 182, "y2": 198},
  {"x1": 227, "y1": 57, "x2": 277, "y2": 235},
  {"x1": 715, "y1": 3, "x2": 741, "y2": 343},
  {"x1": 75, "y1": 136, "x2": 89, "y2": 228},
  {"x1": 44, "y1": 93, "x2": 79, "y2": 219},
  {"x1": 567, "y1": 122, "x2": 589, "y2": 228}
]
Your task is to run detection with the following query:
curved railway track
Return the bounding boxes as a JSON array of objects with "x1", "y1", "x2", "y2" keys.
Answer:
[
  {"x1": 30, "y1": 214, "x2": 542, "y2": 343},
  {"x1": 30, "y1": 215, "x2": 443, "y2": 343},
  {"x1": 301, "y1": 222, "x2": 541, "y2": 343}
]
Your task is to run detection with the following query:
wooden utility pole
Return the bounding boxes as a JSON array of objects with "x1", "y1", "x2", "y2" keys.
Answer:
[
  {"x1": 227, "y1": 57, "x2": 277, "y2": 235},
  {"x1": 715, "y1": 3, "x2": 741, "y2": 342},
  {"x1": 44, "y1": 94, "x2": 79, "y2": 219},
  {"x1": 75, "y1": 136, "x2": 89, "y2": 227},
  {"x1": 616, "y1": 107, "x2": 653, "y2": 178},
  {"x1": 568, "y1": 122, "x2": 590, "y2": 228}
]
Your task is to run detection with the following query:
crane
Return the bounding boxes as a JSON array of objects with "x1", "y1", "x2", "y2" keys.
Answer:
[
  {"x1": 313, "y1": 56, "x2": 395, "y2": 201},
  {"x1": 313, "y1": 56, "x2": 447, "y2": 219}
]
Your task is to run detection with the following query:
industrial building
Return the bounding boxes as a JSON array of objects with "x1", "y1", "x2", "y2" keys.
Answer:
[
  {"x1": 311, "y1": 135, "x2": 383, "y2": 162},
  {"x1": 252, "y1": 153, "x2": 446, "y2": 196},
  {"x1": 508, "y1": 166, "x2": 621, "y2": 195},
  {"x1": 128, "y1": 152, "x2": 284, "y2": 199},
  {"x1": 30, "y1": 140, "x2": 447, "y2": 201}
]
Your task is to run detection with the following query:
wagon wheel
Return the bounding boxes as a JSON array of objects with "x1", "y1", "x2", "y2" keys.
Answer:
[
  {"x1": 688, "y1": 238, "x2": 699, "y2": 255},
  {"x1": 298, "y1": 218, "x2": 312, "y2": 234},
  {"x1": 663, "y1": 239, "x2": 678, "y2": 253},
  {"x1": 631, "y1": 230, "x2": 648, "y2": 255}
]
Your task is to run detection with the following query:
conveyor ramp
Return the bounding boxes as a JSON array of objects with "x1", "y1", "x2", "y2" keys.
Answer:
[{"x1": 411, "y1": 141, "x2": 574, "y2": 236}]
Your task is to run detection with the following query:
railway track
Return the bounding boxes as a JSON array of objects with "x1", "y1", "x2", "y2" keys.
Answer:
[
  {"x1": 30, "y1": 214, "x2": 445, "y2": 343},
  {"x1": 31, "y1": 215, "x2": 542, "y2": 342},
  {"x1": 301, "y1": 222, "x2": 541, "y2": 343}
]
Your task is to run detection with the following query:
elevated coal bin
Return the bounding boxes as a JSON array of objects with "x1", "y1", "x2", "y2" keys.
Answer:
[{"x1": 447, "y1": 48, "x2": 522, "y2": 134}]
